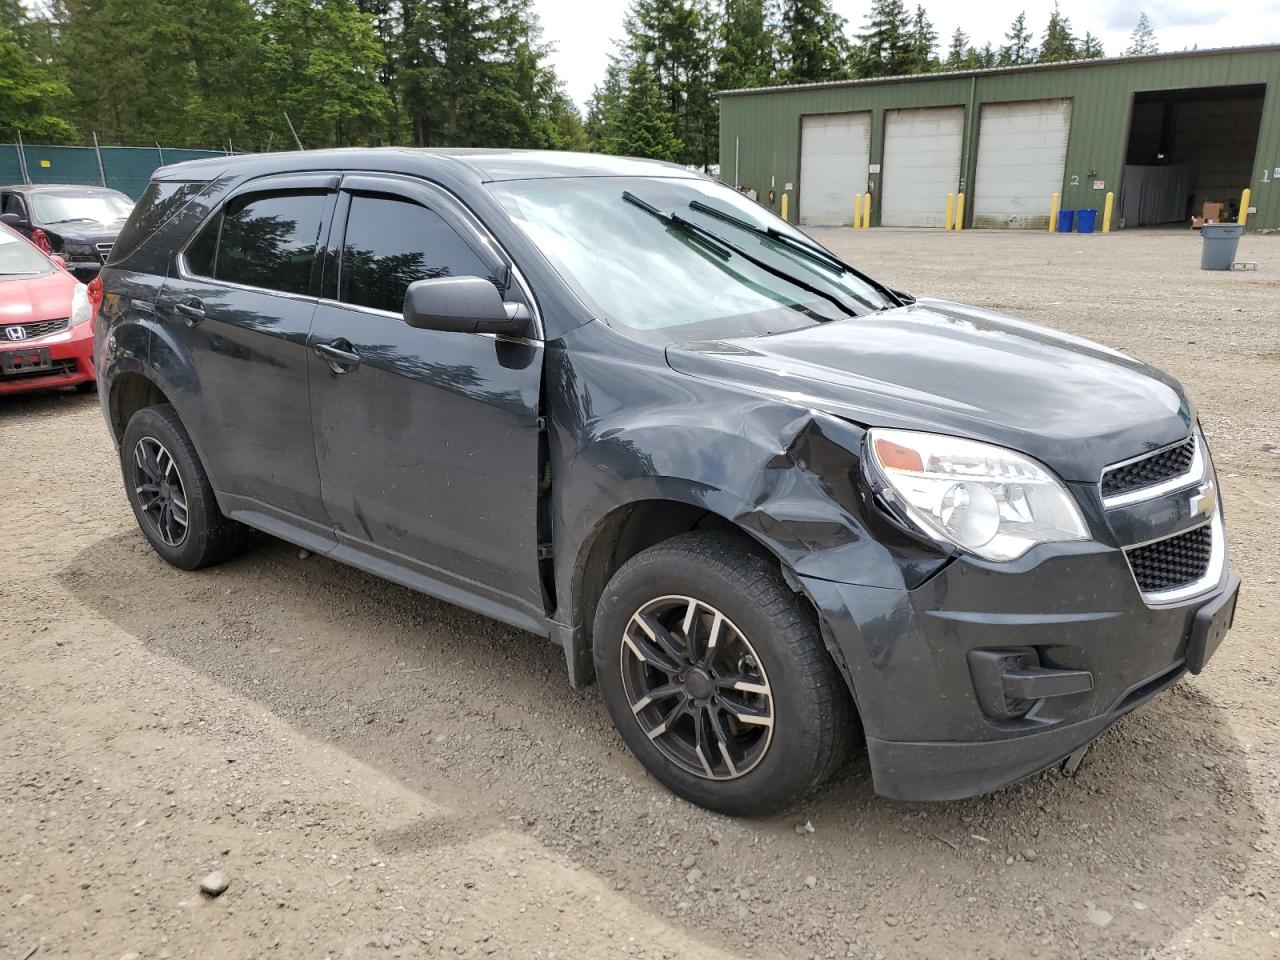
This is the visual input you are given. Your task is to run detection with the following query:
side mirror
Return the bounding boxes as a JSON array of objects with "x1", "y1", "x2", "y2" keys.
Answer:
[
  {"x1": 0, "y1": 212, "x2": 25, "y2": 229},
  {"x1": 403, "y1": 276, "x2": 530, "y2": 336},
  {"x1": 50, "y1": 255, "x2": 67, "y2": 270}
]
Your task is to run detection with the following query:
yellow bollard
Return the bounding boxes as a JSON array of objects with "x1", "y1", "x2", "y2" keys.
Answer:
[
  {"x1": 780, "y1": 192, "x2": 788, "y2": 222},
  {"x1": 1049, "y1": 192, "x2": 1060, "y2": 232},
  {"x1": 1240, "y1": 187, "x2": 1251, "y2": 227},
  {"x1": 1102, "y1": 191, "x2": 1115, "y2": 234},
  {"x1": 853, "y1": 194, "x2": 863, "y2": 229},
  {"x1": 945, "y1": 193, "x2": 956, "y2": 231},
  {"x1": 863, "y1": 192, "x2": 872, "y2": 229},
  {"x1": 955, "y1": 192, "x2": 965, "y2": 231}
]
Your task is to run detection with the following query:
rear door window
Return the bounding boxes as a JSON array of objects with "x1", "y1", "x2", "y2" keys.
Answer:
[
  {"x1": 185, "y1": 189, "x2": 330, "y2": 297},
  {"x1": 338, "y1": 194, "x2": 498, "y2": 313},
  {"x1": 214, "y1": 190, "x2": 328, "y2": 296}
]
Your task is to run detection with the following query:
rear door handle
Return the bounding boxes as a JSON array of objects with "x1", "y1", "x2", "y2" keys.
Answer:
[
  {"x1": 314, "y1": 338, "x2": 361, "y2": 373},
  {"x1": 174, "y1": 299, "x2": 205, "y2": 323}
]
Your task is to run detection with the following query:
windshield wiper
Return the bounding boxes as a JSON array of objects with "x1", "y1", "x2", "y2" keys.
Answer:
[
  {"x1": 623, "y1": 191, "x2": 856, "y2": 320},
  {"x1": 44, "y1": 217, "x2": 99, "y2": 225},
  {"x1": 687, "y1": 200, "x2": 906, "y2": 309}
]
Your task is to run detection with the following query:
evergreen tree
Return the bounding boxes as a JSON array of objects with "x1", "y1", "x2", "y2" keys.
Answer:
[
  {"x1": 715, "y1": 0, "x2": 775, "y2": 91},
  {"x1": 623, "y1": 0, "x2": 718, "y2": 169},
  {"x1": 856, "y1": 0, "x2": 912, "y2": 78},
  {"x1": 1080, "y1": 31, "x2": 1104, "y2": 59},
  {"x1": 1125, "y1": 12, "x2": 1158, "y2": 56},
  {"x1": 399, "y1": 0, "x2": 567, "y2": 149},
  {"x1": 260, "y1": 0, "x2": 390, "y2": 148},
  {"x1": 1001, "y1": 11, "x2": 1034, "y2": 65},
  {"x1": 906, "y1": 5, "x2": 937, "y2": 73},
  {"x1": 975, "y1": 42, "x2": 997, "y2": 69},
  {"x1": 778, "y1": 0, "x2": 848, "y2": 84},
  {"x1": 1039, "y1": 2, "x2": 1078, "y2": 62},
  {"x1": 945, "y1": 27, "x2": 968, "y2": 68},
  {"x1": 0, "y1": 20, "x2": 76, "y2": 140},
  {"x1": 585, "y1": 55, "x2": 629, "y2": 155},
  {"x1": 616, "y1": 61, "x2": 682, "y2": 161}
]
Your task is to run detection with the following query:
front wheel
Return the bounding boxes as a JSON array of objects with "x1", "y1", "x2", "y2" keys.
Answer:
[{"x1": 593, "y1": 532, "x2": 853, "y2": 816}]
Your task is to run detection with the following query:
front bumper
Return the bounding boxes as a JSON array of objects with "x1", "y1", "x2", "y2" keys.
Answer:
[
  {"x1": 803, "y1": 540, "x2": 1240, "y2": 801},
  {"x1": 0, "y1": 321, "x2": 95, "y2": 395}
]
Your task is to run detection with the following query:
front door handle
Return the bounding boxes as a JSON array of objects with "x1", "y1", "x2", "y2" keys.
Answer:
[
  {"x1": 174, "y1": 299, "x2": 205, "y2": 324},
  {"x1": 314, "y1": 338, "x2": 361, "y2": 373}
]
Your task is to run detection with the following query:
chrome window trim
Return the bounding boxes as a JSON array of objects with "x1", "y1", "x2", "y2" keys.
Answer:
[
  {"x1": 1126, "y1": 509, "x2": 1225, "y2": 606},
  {"x1": 1101, "y1": 433, "x2": 1204, "y2": 510}
]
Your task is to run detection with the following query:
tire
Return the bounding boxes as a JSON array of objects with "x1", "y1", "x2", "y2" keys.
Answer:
[
  {"x1": 593, "y1": 531, "x2": 853, "y2": 816},
  {"x1": 120, "y1": 404, "x2": 248, "y2": 570}
]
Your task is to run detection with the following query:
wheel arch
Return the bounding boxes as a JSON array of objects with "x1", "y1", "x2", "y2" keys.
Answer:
[{"x1": 108, "y1": 370, "x2": 173, "y2": 446}]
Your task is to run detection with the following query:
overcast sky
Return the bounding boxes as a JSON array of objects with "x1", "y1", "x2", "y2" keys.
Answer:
[{"x1": 536, "y1": 0, "x2": 1280, "y2": 109}]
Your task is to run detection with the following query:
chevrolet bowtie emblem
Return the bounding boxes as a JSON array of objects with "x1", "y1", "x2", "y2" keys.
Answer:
[{"x1": 1190, "y1": 482, "x2": 1217, "y2": 520}]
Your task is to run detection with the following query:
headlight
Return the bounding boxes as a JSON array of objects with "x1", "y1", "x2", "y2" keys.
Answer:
[
  {"x1": 866, "y1": 428, "x2": 1089, "y2": 562},
  {"x1": 70, "y1": 283, "x2": 93, "y2": 326},
  {"x1": 62, "y1": 241, "x2": 97, "y2": 259}
]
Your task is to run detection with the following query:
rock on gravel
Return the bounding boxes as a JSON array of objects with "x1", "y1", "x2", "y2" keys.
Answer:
[{"x1": 200, "y1": 871, "x2": 230, "y2": 897}]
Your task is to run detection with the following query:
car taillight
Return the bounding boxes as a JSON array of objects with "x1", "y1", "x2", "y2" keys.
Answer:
[{"x1": 87, "y1": 275, "x2": 104, "y2": 315}]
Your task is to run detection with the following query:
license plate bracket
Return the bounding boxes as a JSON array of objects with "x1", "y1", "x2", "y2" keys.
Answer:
[
  {"x1": 1185, "y1": 574, "x2": 1240, "y2": 674},
  {"x1": 2, "y1": 346, "x2": 52, "y2": 374}
]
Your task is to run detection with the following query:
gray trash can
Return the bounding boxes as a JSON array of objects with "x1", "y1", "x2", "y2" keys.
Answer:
[{"x1": 1200, "y1": 223, "x2": 1245, "y2": 270}]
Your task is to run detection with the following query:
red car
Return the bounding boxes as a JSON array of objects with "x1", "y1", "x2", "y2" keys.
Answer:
[{"x1": 0, "y1": 222, "x2": 98, "y2": 396}]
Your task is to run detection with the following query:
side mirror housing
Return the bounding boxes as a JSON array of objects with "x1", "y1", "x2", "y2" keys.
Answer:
[
  {"x1": 0, "y1": 212, "x2": 25, "y2": 229},
  {"x1": 403, "y1": 276, "x2": 530, "y2": 336}
]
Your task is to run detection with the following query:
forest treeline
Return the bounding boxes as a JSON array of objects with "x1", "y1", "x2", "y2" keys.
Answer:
[{"x1": 2, "y1": 0, "x2": 1162, "y2": 165}]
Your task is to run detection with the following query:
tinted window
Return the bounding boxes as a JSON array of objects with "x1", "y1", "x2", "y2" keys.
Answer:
[
  {"x1": 215, "y1": 190, "x2": 327, "y2": 296},
  {"x1": 2, "y1": 193, "x2": 25, "y2": 218},
  {"x1": 184, "y1": 212, "x2": 220, "y2": 277},
  {"x1": 339, "y1": 194, "x2": 497, "y2": 313},
  {"x1": 111, "y1": 180, "x2": 208, "y2": 263}
]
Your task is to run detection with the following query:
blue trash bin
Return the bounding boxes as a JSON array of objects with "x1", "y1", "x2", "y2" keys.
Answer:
[
  {"x1": 1057, "y1": 209, "x2": 1075, "y2": 233},
  {"x1": 1076, "y1": 208, "x2": 1098, "y2": 233}
]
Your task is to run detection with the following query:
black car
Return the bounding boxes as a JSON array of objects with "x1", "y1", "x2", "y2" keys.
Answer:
[
  {"x1": 94, "y1": 150, "x2": 1239, "y2": 815},
  {"x1": 0, "y1": 184, "x2": 135, "y2": 281}
]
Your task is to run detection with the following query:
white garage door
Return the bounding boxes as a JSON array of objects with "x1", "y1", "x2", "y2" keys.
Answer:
[
  {"x1": 973, "y1": 99, "x2": 1073, "y2": 229},
  {"x1": 799, "y1": 112, "x2": 870, "y2": 226},
  {"x1": 881, "y1": 107, "x2": 965, "y2": 227}
]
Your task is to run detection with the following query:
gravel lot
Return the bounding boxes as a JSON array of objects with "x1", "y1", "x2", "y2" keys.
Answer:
[{"x1": 3, "y1": 228, "x2": 1278, "y2": 960}]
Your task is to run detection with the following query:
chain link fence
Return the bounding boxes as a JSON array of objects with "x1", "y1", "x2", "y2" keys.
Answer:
[{"x1": 2, "y1": 142, "x2": 232, "y2": 199}]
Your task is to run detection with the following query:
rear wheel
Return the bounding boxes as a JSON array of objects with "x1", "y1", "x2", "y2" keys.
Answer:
[
  {"x1": 121, "y1": 404, "x2": 248, "y2": 570},
  {"x1": 593, "y1": 531, "x2": 852, "y2": 816}
]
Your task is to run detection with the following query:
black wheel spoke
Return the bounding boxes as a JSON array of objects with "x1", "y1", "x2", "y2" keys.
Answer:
[
  {"x1": 719, "y1": 695, "x2": 773, "y2": 729},
  {"x1": 644, "y1": 695, "x2": 689, "y2": 741},
  {"x1": 637, "y1": 612, "x2": 688, "y2": 663},
  {"x1": 714, "y1": 673, "x2": 771, "y2": 696},
  {"x1": 623, "y1": 630, "x2": 681, "y2": 675},
  {"x1": 693, "y1": 706, "x2": 716, "y2": 778},
  {"x1": 705, "y1": 704, "x2": 739, "y2": 777}
]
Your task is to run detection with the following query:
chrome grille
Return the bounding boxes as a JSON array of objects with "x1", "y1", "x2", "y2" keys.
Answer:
[
  {"x1": 2, "y1": 318, "x2": 69, "y2": 341},
  {"x1": 1126, "y1": 524, "x2": 1214, "y2": 593},
  {"x1": 1102, "y1": 436, "x2": 1196, "y2": 499}
]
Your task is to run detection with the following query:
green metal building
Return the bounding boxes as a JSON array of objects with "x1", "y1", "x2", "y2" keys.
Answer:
[{"x1": 718, "y1": 45, "x2": 1280, "y2": 231}]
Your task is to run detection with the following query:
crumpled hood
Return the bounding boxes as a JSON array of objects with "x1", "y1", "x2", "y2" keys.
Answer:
[
  {"x1": 665, "y1": 299, "x2": 1193, "y2": 483},
  {"x1": 0, "y1": 270, "x2": 78, "y2": 327}
]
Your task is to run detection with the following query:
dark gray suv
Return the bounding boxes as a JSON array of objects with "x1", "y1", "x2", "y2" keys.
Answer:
[{"x1": 95, "y1": 149, "x2": 1239, "y2": 815}]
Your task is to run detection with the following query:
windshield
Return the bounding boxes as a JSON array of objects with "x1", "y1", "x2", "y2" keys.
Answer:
[
  {"x1": 488, "y1": 176, "x2": 891, "y2": 343},
  {"x1": 32, "y1": 190, "x2": 134, "y2": 225},
  {"x1": 0, "y1": 229, "x2": 53, "y2": 277}
]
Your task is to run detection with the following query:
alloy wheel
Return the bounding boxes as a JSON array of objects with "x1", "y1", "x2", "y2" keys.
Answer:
[
  {"x1": 133, "y1": 436, "x2": 189, "y2": 547},
  {"x1": 620, "y1": 595, "x2": 774, "y2": 780}
]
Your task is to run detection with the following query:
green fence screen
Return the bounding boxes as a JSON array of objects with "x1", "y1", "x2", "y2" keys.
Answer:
[{"x1": 1, "y1": 143, "x2": 231, "y2": 199}]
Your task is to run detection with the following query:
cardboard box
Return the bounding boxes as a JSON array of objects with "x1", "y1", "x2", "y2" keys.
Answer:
[{"x1": 1202, "y1": 201, "x2": 1224, "y2": 221}]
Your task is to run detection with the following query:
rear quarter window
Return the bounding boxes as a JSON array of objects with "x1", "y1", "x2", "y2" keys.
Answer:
[{"x1": 109, "y1": 180, "x2": 208, "y2": 264}]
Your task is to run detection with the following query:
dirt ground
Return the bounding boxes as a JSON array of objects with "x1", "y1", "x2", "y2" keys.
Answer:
[{"x1": 3, "y1": 227, "x2": 1278, "y2": 960}]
